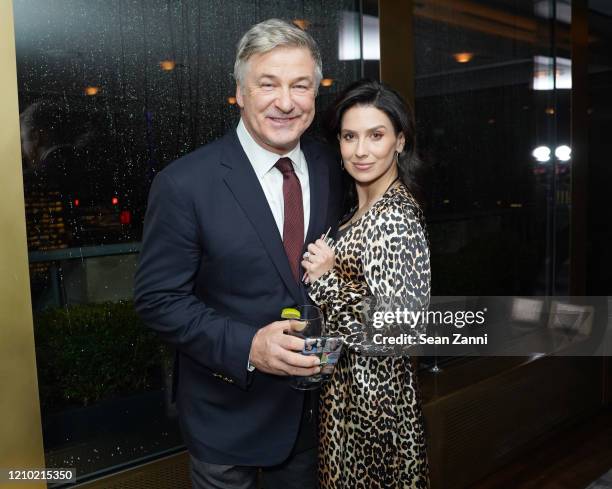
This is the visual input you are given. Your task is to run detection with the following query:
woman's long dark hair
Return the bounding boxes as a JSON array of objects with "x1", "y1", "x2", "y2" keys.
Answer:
[{"x1": 326, "y1": 79, "x2": 426, "y2": 212}]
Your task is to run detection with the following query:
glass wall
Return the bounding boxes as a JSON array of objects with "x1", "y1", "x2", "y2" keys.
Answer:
[
  {"x1": 13, "y1": 0, "x2": 368, "y2": 483},
  {"x1": 13, "y1": 0, "x2": 611, "y2": 484},
  {"x1": 587, "y1": 0, "x2": 612, "y2": 296},
  {"x1": 413, "y1": 0, "x2": 573, "y2": 297}
]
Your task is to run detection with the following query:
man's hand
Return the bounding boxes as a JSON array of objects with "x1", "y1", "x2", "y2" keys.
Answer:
[{"x1": 249, "y1": 320, "x2": 321, "y2": 376}]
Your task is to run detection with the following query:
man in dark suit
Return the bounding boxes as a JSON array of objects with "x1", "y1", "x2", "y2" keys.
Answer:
[{"x1": 134, "y1": 18, "x2": 341, "y2": 489}]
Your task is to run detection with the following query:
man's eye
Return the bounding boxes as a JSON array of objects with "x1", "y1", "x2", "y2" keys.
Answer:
[
  {"x1": 260, "y1": 83, "x2": 274, "y2": 88},
  {"x1": 294, "y1": 85, "x2": 308, "y2": 90}
]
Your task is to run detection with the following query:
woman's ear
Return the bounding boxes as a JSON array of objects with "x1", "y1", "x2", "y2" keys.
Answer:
[{"x1": 397, "y1": 132, "x2": 406, "y2": 153}]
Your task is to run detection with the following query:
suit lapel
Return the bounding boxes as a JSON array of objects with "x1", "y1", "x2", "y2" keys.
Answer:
[
  {"x1": 221, "y1": 131, "x2": 302, "y2": 304},
  {"x1": 303, "y1": 139, "x2": 330, "y2": 250}
]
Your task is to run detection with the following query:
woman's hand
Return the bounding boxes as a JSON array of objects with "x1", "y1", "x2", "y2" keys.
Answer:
[{"x1": 301, "y1": 236, "x2": 335, "y2": 284}]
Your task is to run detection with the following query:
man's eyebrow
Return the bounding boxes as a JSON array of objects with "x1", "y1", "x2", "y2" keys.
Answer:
[
  {"x1": 256, "y1": 74, "x2": 313, "y2": 83},
  {"x1": 291, "y1": 76, "x2": 313, "y2": 83}
]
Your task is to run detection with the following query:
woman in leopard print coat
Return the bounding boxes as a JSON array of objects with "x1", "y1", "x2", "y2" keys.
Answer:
[{"x1": 301, "y1": 80, "x2": 430, "y2": 489}]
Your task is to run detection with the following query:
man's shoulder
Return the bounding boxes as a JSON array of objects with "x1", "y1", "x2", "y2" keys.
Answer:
[
  {"x1": 301, "y1": 135, "x2": 341, "y2": 194},
  {"x1": 301, "y1": 134, "x2": 334, "y2": 160},
  {"x1": 159, "y1": 130, "x2": 236, "y2": 183}
]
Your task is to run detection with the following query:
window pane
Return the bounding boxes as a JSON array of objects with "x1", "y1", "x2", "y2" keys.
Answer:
[
  {"x1": 413, "y1": 0, "x2": 571, "y2": 296},
  {"x1": 14, "y1": 0, "x2": 363, "y2": 482},
  {"x1": 587, "y1": 0, "x2": 612, "y2": 295}
]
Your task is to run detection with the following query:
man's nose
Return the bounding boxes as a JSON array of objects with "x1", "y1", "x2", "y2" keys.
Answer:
[{"x1": 274, "y1": 87, "x2": 295, "y2": 113}]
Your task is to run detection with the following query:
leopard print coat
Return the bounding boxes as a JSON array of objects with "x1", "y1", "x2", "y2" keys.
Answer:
[{"x1": 308, "y1": 184, "x2": 431, "y2": 489}]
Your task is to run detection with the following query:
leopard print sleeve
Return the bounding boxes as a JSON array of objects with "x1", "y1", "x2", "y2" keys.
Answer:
[
  {"x1": 307, "y1": 261, "x2": 368, "y2": 341},
  {"x1": 308, "y1": 187, "x2": 431, "y2": 353},
  {"x1": 363, "y1": 199, "x2": 431, "y2": 349}
]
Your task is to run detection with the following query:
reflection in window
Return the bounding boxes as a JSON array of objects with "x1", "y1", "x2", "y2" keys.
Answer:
[
  {"x1": 14, "y1": 0, "x2": 364, "y2": 482},
  {"x1": 413, "y1": 0, "x2": 571, "y2": 297},
  {"x1": 533, "y1": 56, "x2": 572, "y2": 90}
]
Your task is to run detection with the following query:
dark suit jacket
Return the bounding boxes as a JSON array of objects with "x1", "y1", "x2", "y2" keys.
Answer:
[{"x1": 134, "y1": 129, "x2": 342, "y2": 465}]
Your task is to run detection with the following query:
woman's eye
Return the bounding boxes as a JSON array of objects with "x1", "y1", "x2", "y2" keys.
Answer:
[
  {"x1": 342, "y1": 133, "x2": 354, "y2": 141},
  {"x1": 371, "y1": 132, "x2": 383, "y2": 140}
]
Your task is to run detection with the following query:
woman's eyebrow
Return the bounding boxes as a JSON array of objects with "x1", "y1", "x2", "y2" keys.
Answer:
[{"x1": 341, "y1": 125, "x2": 387, "y2": 132}]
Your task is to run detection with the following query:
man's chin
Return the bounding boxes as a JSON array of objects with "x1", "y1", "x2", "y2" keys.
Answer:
[{"x1": 264, "y1": 134, "x2": 301, "y2": 152}]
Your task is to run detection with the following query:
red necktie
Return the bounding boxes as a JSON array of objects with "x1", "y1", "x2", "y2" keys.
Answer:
[{"x1": 275, "y1": 157, "x2": 304, "y2": 282}]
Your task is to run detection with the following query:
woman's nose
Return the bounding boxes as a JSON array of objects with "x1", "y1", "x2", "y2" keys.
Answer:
[{"x1": 355, "y1": 139, "x2": 368, "y2": 158}]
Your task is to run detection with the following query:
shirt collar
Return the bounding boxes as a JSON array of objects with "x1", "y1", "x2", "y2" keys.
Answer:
[{"x1": 236, "y1": 118, "x2": 304, "y2": 179}]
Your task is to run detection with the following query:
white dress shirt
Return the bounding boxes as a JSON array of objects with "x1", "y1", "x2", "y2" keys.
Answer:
[{"x1": 236, "y1": 119, "x2": 310, "y2": 240}]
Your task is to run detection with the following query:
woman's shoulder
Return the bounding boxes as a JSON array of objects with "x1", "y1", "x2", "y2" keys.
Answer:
[{"x1": 370, "y1": 184, "x2": 425, "y2": 228}]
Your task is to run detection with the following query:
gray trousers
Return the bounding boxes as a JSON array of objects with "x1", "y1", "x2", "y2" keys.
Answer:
[
  {"x1": 191, "y1": 391, "x2": 318, "y2": 489},
  {"x1": 190, "y1": 447, "x2": 317, "y2": 489}
]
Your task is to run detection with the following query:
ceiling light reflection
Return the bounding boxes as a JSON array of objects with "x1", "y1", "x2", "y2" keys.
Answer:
[
  {"x1": 160, "y1": 60, "x2": 176, "y2": 71},
  {"x1": 532, "y1": 146, "x2": 551, "y2": 163},
  {"x1": 292, "y1": 19, "x2": 310, "y2": 30},
  {"x1": 555, "y1": 145, "x2": 571, "y2": 162},
  {"x1": 453, "y1": 52, "x2": 474, "y2": 63}
]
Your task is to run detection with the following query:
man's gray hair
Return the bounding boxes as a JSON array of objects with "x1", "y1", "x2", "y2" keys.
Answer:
[{"x1": 234, "y1": 19, "x2": 323, "y2": 88}]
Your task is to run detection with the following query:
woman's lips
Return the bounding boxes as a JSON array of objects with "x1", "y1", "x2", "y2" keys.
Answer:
[{"x1": 351, "y1": 162, "x2": 374, "y2": 171}]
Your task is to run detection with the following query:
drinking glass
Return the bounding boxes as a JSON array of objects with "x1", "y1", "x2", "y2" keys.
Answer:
[{"x1": 284, "y1": 305, "x2": 343, "y2": 390}]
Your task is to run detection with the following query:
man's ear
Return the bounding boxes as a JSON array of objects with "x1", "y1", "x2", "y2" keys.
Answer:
[{"x1": 236, "y1": 85, "x2": 244, "y2": 109}]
